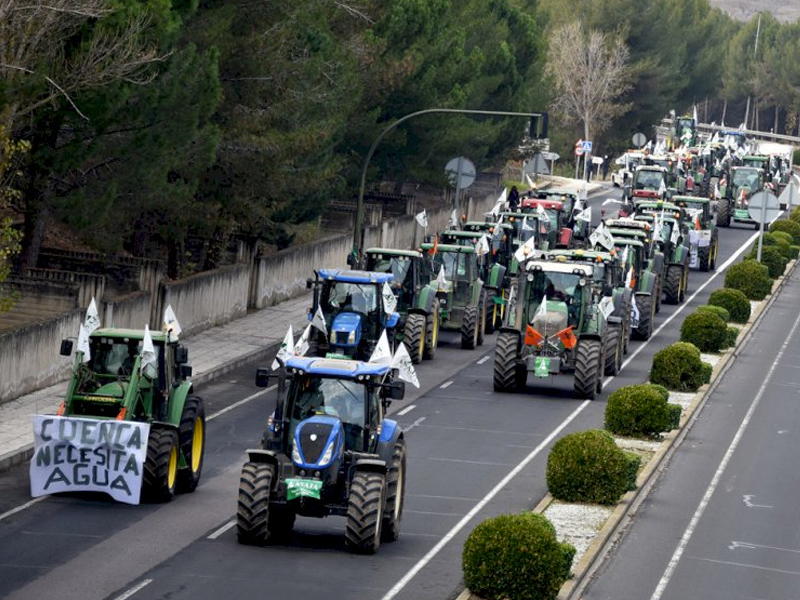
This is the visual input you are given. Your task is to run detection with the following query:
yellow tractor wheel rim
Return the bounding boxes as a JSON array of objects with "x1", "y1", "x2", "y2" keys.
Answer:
[
  {"x1": 418, "y1": 326, "x2": 425, "y2": 360},
  {"x1": 167, "y1": 445, "x2": 178, "y2": 490},
  {"x1": 191, "y1": 417, "x2": 204, "y2": 472}
]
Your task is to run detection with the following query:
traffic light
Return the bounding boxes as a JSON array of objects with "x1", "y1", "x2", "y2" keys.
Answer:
[{"x1": 529, "y1": 112, "x2": 549, "y2": 139}]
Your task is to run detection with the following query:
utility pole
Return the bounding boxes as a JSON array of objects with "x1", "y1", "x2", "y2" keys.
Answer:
[{"x1": 743, "y1": 12, "x2": 762, "y2": 129}]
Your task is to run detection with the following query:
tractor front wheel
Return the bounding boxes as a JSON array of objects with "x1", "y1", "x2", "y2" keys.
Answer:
[
  {"x1": 717, "y1": 197, "x2": 731, "y2": 227},
  {"x1": 663, "y1": 265, "x2": 683, "y2": 305},
  {"x1": 604, "y1": 324, "x2": 621, "y2": 376},
  {"x1": 345, "y1": 471, "x2": 386, "y2": 554},
  {"x1": 423, "y1": 302, "x2": 439, "y2": 360},
  {"x1": 237, "y1": 462, "x2": 274, "y2": 545},
  {"x1": 698, "y1": 244, "x2": 711, "y2": 272},
  {"x1": 574, "y1": 339, "x2": 601, "y2": 400},
  {"x1": 177, "y1": 395, "x2": 205, "y2": 493},
  {"x1": 143, "y1": 428, "x2": 179, "y2": 503},
  {"x1": 632, "y1": 295, "x2": 653, "y2": 340},
  {"x1": 493, "y1": 332, "x2": 521, "y2": 392},
  {"x1": 477, "y1": 293, "x2": 487, "y2": 346},
  {"x1": 403, "y1": 313, "x2": 426, "y2": 364},
  {"x1": 461, "y1": 305, "x2": 479, "y2": 350},
  {"x1": 382, "y1": 440, "x2": 407, "y2": 542}
]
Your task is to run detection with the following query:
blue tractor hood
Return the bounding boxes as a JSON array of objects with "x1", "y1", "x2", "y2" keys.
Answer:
[
  {"x1": 292, "y1": 415, "x2": 344, "y2": 469},
  {"x1": 331, "y1": 312, "x2": 363, "y2": 349}
]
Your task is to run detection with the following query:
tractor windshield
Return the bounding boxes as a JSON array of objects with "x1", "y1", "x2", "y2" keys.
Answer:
[
  {"x1": 320, "y1": 281, "x2": 379, "y2": 320},
  {"x1": 288, "y1": 376, "x2": 367, "y2": 451},
  {"x1": 87, "y1": 336, "x2": 162, "y2": 380},
  {"x1": 634, "y1": 170, "x2": 665, "y2": 190},
  {"x1": 527, "y1": 270, "x2": 583, "y2": 328},
  {"x1": 368, "y1": 256, "x2": 413, "y2": 310},
  {"x1": 732, "y1": 168, "x2": 760, "y2": 192}
]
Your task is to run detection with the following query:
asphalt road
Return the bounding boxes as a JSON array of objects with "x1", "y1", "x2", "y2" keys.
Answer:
[
  {"x1": 0, "y1": 189, "x2": 769, "y2": 600},
  {"x1": 578, "y1": 256, "x2": 800, "y2": 600}
]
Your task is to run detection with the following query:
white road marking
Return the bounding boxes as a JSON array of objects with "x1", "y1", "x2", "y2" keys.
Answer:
[
  {"x1": 477, "y1": 356, "x2": 491, "y2": 365},
  {"x1": 112, "y1": 579, "x2": 153, "y2": 600},
  {"x1": 729, "y1": 540, "x2": 800, "y2": 554},
  {"x1": 0, "y1": 498, "x2": 46, "y2": 523},
  {"x1": 405, "y1": 416, "x2": 426, "y2": 432},
  {"x1": 408, "y1": 494, "x2": 481, "y2": 502},
  {"x1": 397, "y1": 404, "x2": 416, "y2": 416},
  {"x1": 742, "y1": 495, "x2": 772, "y2": 508},
  {"x1": 207, "y1": 520, "x2": 236, "y2": 540},
  {"x1": 427, "y1": 457, "x2": 515, "y2": 467},
  {"x1": 440, "y1": 380, "x2": 454, "y2": 389},
  {"x1": 207, "y1": 385, "x2": 276, "y2": 421},
  {"x1": 650, "y1": 299, "x2": 800, "y2": 600},
  {"x1": 693, "y1": 556, "x2": 800, "y2": 577},
  {"x1": 379, "y1": 399, "x2": 591, "y2": 600},
  {"x1": 404, "y1": 510, "x2": 464, "y2": 517}
]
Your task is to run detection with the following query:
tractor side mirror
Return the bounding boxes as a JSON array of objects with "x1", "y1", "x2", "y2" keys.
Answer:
[
  {"x1": 306, "y1": 277, "x2": 314, "y2": 289},
  {"x1": 180, "y1": 365, "x2": 193, "y2": 379},
  {"x1": 60, "y1": 339, "x2": 74, "y2": 356},
  {"x1": 255, "y1": 367, "x2": 271, "y2": 388},
  {"x1": 175, "y1": 345, "x2": 189, "y2": 365},
  {"x1": 602, "y1": 283, "x2": 614, "y2": 297},
  {"x1": 387, "y1": 381, "x2": 405, "y2": 400}
]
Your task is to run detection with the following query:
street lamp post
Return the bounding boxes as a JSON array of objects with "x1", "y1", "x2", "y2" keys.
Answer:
[{"x1": 351, "y1": 108, "x2": 546, "y2": 265}]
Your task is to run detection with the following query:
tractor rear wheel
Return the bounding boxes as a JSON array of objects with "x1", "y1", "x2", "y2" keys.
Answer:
[
  {"x1": 698, "y1": 244, "x2": 711, "y2": 272},
  {"x1": 177, "y1": 395, "x2": 205, "y2": 493},
  {"x1": 461, "y1": 305, "x2": 479, "y2": 350},
  {"x1": 632, "y1": 295, "x2": 653, "y2": 340},
  {"x1": 477, "y1": 293, "x2": 487, "y2": 346},
  {"x1": 423, "y1": 302, "x2": 439, "y2": 360},
  {"x1": 237, "y1": 462, "x2": 274, "y2": 545},
  {"x1": 654, "y1": 275, "x2": 663, "y2": 313},
  {"x1": 143, "y1": 428, "x2": 179, "y2": 503},
  {"x1": 663, "y1": 265, "x2": 683, "y2": 304},
  {"x1": 403, "y1": 313, "x2": 426, "y2": 364},
  {"x1": 710, "y1": 238, "x2": 718, "y2": 270},
  {"x1": 717, "y1": 197, "x2": 731, "y2": 227},
  {"x1": 574, "y1": 339, "x2": 601, "y2": 400},
  {"x1": 493, "y1": 332, "x2": 520, "y2": 392},
  {"x1": 485, "y1": 296, "x2": 496, "y2": 335},
  {"x1": 345, "y1": 471, "x2": 386, "y2": 554},
  {"x1": 604, "y1": 324, "x2": 621, "y2": 376},
  {"x1": 680, "y1": 265, "x2": 689, "y2": 302},
  {"x1": 382, "y1": 440, "x2": 407, "y2": 542}
]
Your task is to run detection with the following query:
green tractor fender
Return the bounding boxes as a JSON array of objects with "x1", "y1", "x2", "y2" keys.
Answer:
[
  {"x1": 650, "y1": 251, "x2": 665, "y2": 276},
  {"x1": 412, "y1": 283, "x2": 438, "y2": 314},
  {"x1": 486, "y1": 263, "x2": 507, "y2": 290},
  {"x1": 580, "y1": 306, "x2": 605, "y2": 339},
  {"x1": 670, "y1": 243, "x2": 689, "y2": 267},
  {"x1": 470, "y1": 279, "x2": 485, "y2": 306},
  {"x1": 637, "y1": 269, "x2": 656, "y2": 295},
  {"x1": 165, "y1": 381, "x2": 194, "y2": 427}
]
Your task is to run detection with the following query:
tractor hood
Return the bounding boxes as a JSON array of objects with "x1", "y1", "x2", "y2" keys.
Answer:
[
  {"x1": 292, "y1": 415, "x2": 344, "y2": 470},
  {"x1": 91, "y1": 381, "x2": 125, "y2": 399},
  {"x1": 330, "y1": 312, "x2": 363, "y2": 348}
]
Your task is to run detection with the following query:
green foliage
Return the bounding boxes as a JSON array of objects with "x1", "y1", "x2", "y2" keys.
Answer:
[
  {"x1": 650, "y1": 342, "x2": 712, "y2": 392},
  {"x1": 708, "y1": 287, "x2": 751, "y2": 323},
  {"x1": 622, "y1": 450, "x2": 642, "y2": 491},
  {"x1": 680, "y1": 309, "x2": 728, "y2": 353},
  {"x1": 546, "y1": 429, "x2": 631, "y2": 505},
  {"x1": 462, "y1": 512, "x2": 575, "y2": 600},
  {"x1": 605, "y1": 384, "x2": 682, "y2": 438},
  {"x1": 725, "y1": 326, "x2": 739, "y2": 348},
  {"x1": 0, "y1": 126, "x2": 27, "y2": 311},
  {"x1": 724, "y1": 259, "x2": 773, "y2": 300},
  {"x1": 696, "y1": 304, "x2": 730, "y2": 322},
  {"x1": 769, "y1": 220, "x2": 800, "y2": 245},
  {"x1": 748, "y1": 245, "x2": 787, "y2": 278},
  {"x1": 791, "y1": 245, "x2": 800, "y2": 260},
  {"x1": 770, "y1": 230, "x2": 794, "y2": 255}
]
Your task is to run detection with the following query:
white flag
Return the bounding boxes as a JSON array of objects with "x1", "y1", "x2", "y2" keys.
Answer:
[
  {"x1": 369, "y1": 329, "x2": 392, "y2": 365},
  {"x1": 620, "y1": 245, "x2": 629, "y2": 268},
  {"x1": 436, "y1": 265, "x2": 449, "y2": 291},
  {"x1": 295, "y1": 324, "x2": 311, "y2": 357},
  {"x1": 714, "y1": 182, "x2": 721, "y2": 199},
  {"x1": 514, "y1": 236, "x2": 536, "y2": 264},
  {"x1": 590, "y1": 222, "x2": 615, "y2": 251},
  {"x1": 525, "y1": 173, "x2": 535, "y2": 188},
  {"x1": 77, "y1": 324, "x2": 91, "y2": 363},
  {"x1": 522, "y1": 216, "x2": 535, "y2": 231},
  {"x1": 141, "y1": 325, "x2": 156, "y2": 370},
  {"x1": 415, "y1": 210, "x2": 428, "y2": 228},
  {"x1": 536, "y1": 203, "x2": 550, "y2": 223},
  {"x1": 163, "y1": 305, "x2": 182, "y2": 338},
  {"x1": 272, "y1": 325, "x2": 294, "y2": 370},
  {"x1": 658, "y1": 179, "x2": 667, "y2": 196},
  {"x1": 625, "y1": 266, "x2": 634, "y2": 289},
  {"x1": 575, "y1": 206, "x2": 592, "y2": 223},
  {"x1": 382, "y1": 281, "x2": 398, "y2": 314},
  {"x1": 448, "y1": 209, "x2": 458, "y2": 228},
  {"x1": 475, "y1": 234, "x2": 490, "y2": 257},
  {"x1": 670, "y1": 221, "x2": 680, "y2": 244},
  {"x1": 390, "y1": 342, "x2": 420, "y2": 388},
  {"x1": 84, "y1": 298, "x2": 100, "y2": 334},
  {"x1": 693, "y1": 105, "x2": 698, "y2": 123},
  {"x1": 535, "y1": 296, "x2": 547, "y2": 321},
  {"x1": 311, "y1": 305, "x2": 327, "y2": 336},
  {"x1": 631, "y1": 295, "x2": 640, "y2": 327},
  {"x1": 598, "y1": 296, "x2": 614, "y2": 320}
]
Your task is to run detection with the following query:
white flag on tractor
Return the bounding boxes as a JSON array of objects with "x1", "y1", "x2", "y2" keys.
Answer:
[
  {"x1": 625, "y1": 266, "x2": 634, "y2": 289},
  {"x1": 369, "y1": 329, "x2": 393, "y2": 365},
  {"x1": 77, "y1": 324, "x2": 91, "y2": 363},
  {"x1": 311, "y1": 305, "x2": 327, "y2": 336},
  {"x1": 522, "y1": 216, "x2": 535, "y2": 231},
  {"x1": 670, "y1": 221, "x2": 680, "y2": 245},
  {"x1": 415, "y1": 209, "x2": 428, "y2": 228},
  {"x1": 575, "y1": 206, "x2": 591, "y2": 223},
  {"x1": 141, "y1": 325, "x2": 156, "y2": 370},
  {"x1": 658, "y1": 179, "x2": 667, "y2": 196},
  {"x1": 514, "y1": 236, "x2": 536, "y2": 264},
  {"x1": 436, "y1": 265, "x2": 449, "y2": 291},
  {"x1": 84, "y1": 298, "x2": 101, "y2": 334},
  {"x1": 391, "y1": 342, "x2": 420, "y2": 388},
  {"x1": 535, "y1": 296, "x2": 547, "y2": 321},
  {"x1": 630, "y1": 295, "x2": 640, "y2": 328},
  {"x1": 382, "y1": 282, "x2": 398, "y2": 315},
  {"x1": 448, "y1": 209, "x2": 458, "y2": 228},
  {"x1": 620, "y1": 245, "x2": 629, "y2": 268},
  {"x1": 295, "y1": 324, "x2": 312, "y2": 357},
  {"x1": 475, "y1": 234, "x2": 490, "y2": 257},
  {"x1": 536, "y1": 203, "x2": 550, "y2": 223},
  {"x1": 272, "y1": 325, "x2": 295, "y2": 370},
  {"x1": 590, "y1": 222, "x2": 615, "y2": 251},
  {"x1": 163, "y1": 305, "x2": 182, "y2": 339}
]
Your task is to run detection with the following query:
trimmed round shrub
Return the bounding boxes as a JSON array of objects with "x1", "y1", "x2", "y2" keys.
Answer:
[
  {"x1": 770, "y1": 219, "x2": 800, "y2": 245},
  {"x1": 696, "y1": 304, "x2": 730, "y2": 322},
  {"x1": 724, "y1": 259, "x2": 773, "y2": 300},
  {"x1": 709, "y1": 287, "x2": 750, "y2": 323},
  {"x1": 724, "y1": 326, "x2": 739, "y2": 348},
  {"x1": 791, "y1": 245, "x2": 800, "y2": 260},
  {"x1": 605, "y1": 384, "x2": 682, "y2": 438},
  {"x1": 622, "y1": 450, "x2": 642, "y2": 491},
  {"x1": 463, "y1": 512, "x2": 575, "y2": 600},
  {"x1": 650, "y1": 342, "x2": 712, "y2": 392},
  {"x1": 546, "y1": 429, "x2": 631, "y2": 505},
  {"x1": 770, "y1": 231, "x2": 794, "y2": 257},
  {"x1": 680, "y1": 309, "x2": 728, "y2": 352},
  {"x1": 748, "y1": 245, "x2": 787, "y2": 278}
]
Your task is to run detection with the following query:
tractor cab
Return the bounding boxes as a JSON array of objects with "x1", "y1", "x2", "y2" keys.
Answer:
[
  {"x1": 364, "y1": 249, "x2": 421, "y2": 313},
  {"x1": 520, "y1": 198, "x2": 573, "y2": 248},
  {"x1": 630, "y1": 165, "x2": 669, "y2": 202},
  {"x1": 728, "y1": 166, "x2": 764, "y2": 201},
  {"x1": 308, "y1": 269, "x2": 399, "y2": 360}
]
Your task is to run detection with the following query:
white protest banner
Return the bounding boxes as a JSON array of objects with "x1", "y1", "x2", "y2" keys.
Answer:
[
  {"x1": 295, "y1": 324, "x2": 311, "y2": 357},
  {"x1": 30, "y1": 416, "x2": 150, "y2": 505},
  {"x1": 598, "y1": 296, "x2": 615, "y2": 320},
  {"x1": 77, "y1": 324, "x2": 91, "y2": 363},
  {"x1": 272, "y1": 325, "x2": 294, "y2": 370},
  {"x1": 391, "y1": 342, "x2": 420, "y2": 388},
  {"x1": 382, "y1": 282, "x2": 398, "y2": 315}
]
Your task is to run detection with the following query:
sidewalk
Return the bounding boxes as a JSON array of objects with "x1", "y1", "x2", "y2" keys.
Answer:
[{"x1": 0, "y1": 177, "x2": 606, "y2": 472}]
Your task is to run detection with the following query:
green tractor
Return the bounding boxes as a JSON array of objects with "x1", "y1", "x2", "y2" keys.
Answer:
[
  {"x1": 238, "y1": 356, "x2": 407, "y2": 553},
  {"x1": 364, "y1": 248, "x2": 440, "y2": 364},
  {"x1": 672, "y1": 196, "x2": 719, "y2": 272},
  {"x1": 51, "y1": 325, "x2": 204, "y2": 503},
  {"x1": 718, "y1": 165, "x2": 765, "y2": 229},
  {"x1": 609, "y1": 238, "x2": 659, "y2": 341},
  {"x1": 420, "y1": 242, "x2": 487, "y2": 350},
  {"x1": 493, "y1": 256, "x2": 608, "y2": 399}
]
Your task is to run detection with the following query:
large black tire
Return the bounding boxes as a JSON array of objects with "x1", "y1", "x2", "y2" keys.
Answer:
[
  {"x1": 237, "y1": 462, "x2": 274, "y2": 545},
  {"x1": 654, "y1": 275, "x2": 663, "y2": 314},
  {"x1": 698, "y1": 244, "x2": 711, "y2": 272},
  {"x1": 477, "y1": 292, "x2": 487, "y2": 347},
  {"x1": 680, "y1": 265, "x2": 689, "y2": 302},
  {"x1": 604, "y1": 324, "x2": 621, "y2": 376},
  {"x1": 717, "y1": 197, "x2": 731, "y2": 227},
  {"x1": 485, "y1": 296, "x2": 496, "y2": 335},
  {"x1": 493, "y1": 332, "x2": 521, "y2": 392},
  {"x1": 345, "y1": 471, "x2": 386, "y2": 554},
  {"x1": 663, "y1": 265, "x2": 683, "y2": 305},
  {"x1": 423, "y1": 301, "x2": 439, "y2": 360},
  {"x1": 176, "y1": 395, "x2": 205, "y2": 493},
  {"x1": 142, "y1": 428, "x2": 179, "y2": 503},
  {"x1": 710, "y1": 237, "x2": 718, "y2": 270},
  {"x1": 403, "y1": 313, "x2": 426, "y2": 364},
  {"x1": 382, "y1": 440, "x2": 407, "y2": 542},
  {"x1": 461, "y1": 305, "x2": 479, "y2": 350},
  {"x1": 632, "y1": 295, "x2": 653, "y2": 340},
  {"x1": 619, "y1": 294, "x2": 632, "y2": 355},
  {"x1": 574, "y1": 339, "x2": 601, "y2": 400}
]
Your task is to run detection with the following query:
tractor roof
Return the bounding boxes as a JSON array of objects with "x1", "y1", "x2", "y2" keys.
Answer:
[
  {"x1": 545, "y1": 249, "x2": 615, "y2": 264},
  {"x1": 284, "y1": 356, "x2": 390, "y2": 378},
  {"x1": 421, "y1": 242, "x2": 475, "y2": 254},
  {"x1": 317, "y1": 269, "x2": 394, "y2": 284},
  {"x1": 365, "y1": 248, "x2": 422, "y2": 259},
  {"x1": 524, "y1": 258, "x2": 595, "y2": 276},
  {"x1": 546, "y1": 188, "x2": 579, "y2": 198},
  {"x1": 464, "y1": 221, "x2": 493, "y2": 229},
  {"x1": 90, "y1": 328, "x2": 170, "y2": 343},
  {"x1": 672, "y1": 196, "x2": 710, "y2": 205},
  {"x1": 635, "y1": 213, "x2": 678, "y2": 224},
  {"x1": 613, "y1": 238, "x2": 644, "y2": 248},
  {"x1": 520, "y1": 198, "x2": 564, "y2": 210},
  {"x1": 609, "y1": 228, "x2": 648, "y2": 239},
  {"x1": 606, "y1": 217, "x2": 650, "y2": 230},
  {"x1": 441, "y1": 230, "x2": 482, "y2": 239}
]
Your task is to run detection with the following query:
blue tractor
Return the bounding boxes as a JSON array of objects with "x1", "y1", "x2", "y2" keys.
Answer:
[
  {"x1": 306, "y1": 269, "x2": 400, "y2": 360},
  {"x1": 237, "y1": 356, "x2": 407, "y2": 553}
]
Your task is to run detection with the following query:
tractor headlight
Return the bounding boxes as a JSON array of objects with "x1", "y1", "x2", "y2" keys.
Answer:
[
  {"x1": 329, "y1": 330, "x2": 336, "y2": 343},
  {"x1": 291, "y1": 443, "x2": 302, "y2": 464},
  {"x1": 348, "y1": 330, "x2": 356, "y2": 344},
  {"x1": 319, "y1": 441, "x2": 335, "y2": 466}
]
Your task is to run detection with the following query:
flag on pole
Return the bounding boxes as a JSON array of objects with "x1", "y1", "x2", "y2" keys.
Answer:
[
  {"x1": 575, "y1": 206, "x2": 592, "y2": 223},
  {"x1": 436, "y1": 265, "x2": 449, "y2": 291},
  {"x1": 589, "y1": 222, "x2": 615, "y2": 251},
  {"x1": 536, "y1": 203, "x2": 550, "y2": 223},
  {"x1": 415, "y1": 209, "x2": 428, "y2": 228},
  {"x1": 84, "y1": 298, "x2": 100, "y2": 334},
  {"x1": 658, "y1": 179, "x2": 667, "y2": 196},
  {"x1": 556, "y1": 326, "x2": 577, "y2": 349},
  {"x1": 525, "y1": 325, "x2": 543, "y2": 347},
  {"x1": 630, "y1": 295, "x2": 640, "y2": 327},
  {"x1": 295, "y1": 324, "x2": 311, "y2": 357},
  {"x1": 141, "y1": 325, "x2": 156, "y2": 371},
  {"x1": 390, "y1": 342, "x2": 420, "y2": 388},
  {"x1": 382, "y1": 282, "x2": 398, "y2": 315},
  {"x1": 77, "y1": 324, "x2": 91, "y2": 363},
  {"x1": 522, "y1": 216, "x2": 535, "y2": 232},
  {"x1": 369, "y1": 329, "x2": 392, "y2": 365},
  {"x1": 535, "y1": 296, "x2": 547, "y2": 321},
  {"x1": 514, "y1": 236, "x2": 536, "y2": 263},
  {"x1": 475, "y1": 234, "x2": 490, "y2": 257},
  {"x1": 448, "y1": 209, "x2": 458, "y2": 228},
  {"x1": 525, "y1": 173, "x2": 535, "y2": 188},
  {"x1": 272, "y1": 325, "x2": 295, "y2": 370},
  {"x1": 162, "y1": 305, "x2": 182, "y2": 339},
  {"x1": 311, "y1": 306, "x2": 327, "y2": 336},
  {"x1": 625, "y1": 266, "x2": 636, "y2": 290}
]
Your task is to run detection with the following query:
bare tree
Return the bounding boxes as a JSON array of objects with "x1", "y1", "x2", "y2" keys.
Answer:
[{"x1": 545, "y1": 21, "x2": 631, "y2": 142}]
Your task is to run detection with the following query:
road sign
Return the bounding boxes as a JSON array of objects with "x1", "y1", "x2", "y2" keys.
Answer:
[
  {"x1": 542, "y1": 151, "x2": 560, "y2": 162},
  {"x1": 581, "y1": 140, "x2": 593, "y2": 153},
  {"x1": 524, "y1": 154, "x2": 549, "y2": 176},
  {"x1": 778, "y1": 180, "x2": 800, "y2": 208},
  {"x1": 445, "y1": 157, "x2": 476, "y2": 189},
  {"x1": 748, "y1": 190, "x2": 780, "y2": 223},
  {"x1": 632, "y1": 132, "x2": 647, "y2": 148},
  {"x1": 575, "y1": 140, "x2": 584, "y2": 157}
]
